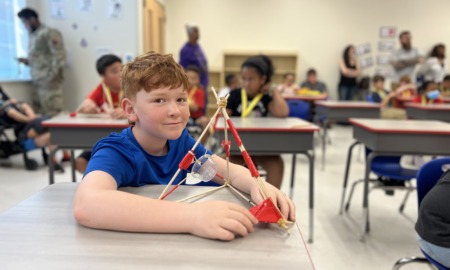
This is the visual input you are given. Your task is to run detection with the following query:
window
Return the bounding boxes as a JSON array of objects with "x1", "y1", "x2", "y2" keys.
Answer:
[{"x1": 0, "y1": 0, "x2": 30, "y2": 82}]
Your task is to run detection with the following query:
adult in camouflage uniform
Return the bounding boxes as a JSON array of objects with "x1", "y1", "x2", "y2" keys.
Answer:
[{"x1": 17, "y1": 8, "x2": 65, "y2": 116}]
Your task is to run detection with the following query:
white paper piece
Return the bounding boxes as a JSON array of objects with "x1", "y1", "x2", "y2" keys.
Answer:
[
  {"x1": 356, "y1": 43, "x2": 371, "y2": 56},
  {"x1": 50, "y1": 0, "x2": 65, "y2": 19},
  {"x1": 79, "y1": 0, "x2": 92, "y2": 12},
  {"x1": 123, "y1": 52, "x2": 135, "y2": 63},
  {"x1": 378, "y1": 40, "x2": 396, "y2": 52},
  {"x1": 360, "y1": 57, "x2": 373, "y2": 69},
  {"x1": 108, "y1": 0, "x2": 123, "y2": 19},
  {"x1": 377, "y1": 55, "x2": 390, "y2": 66},
  {"x1": 379, "y1": 26, "x2": 397, "y2": 38}
]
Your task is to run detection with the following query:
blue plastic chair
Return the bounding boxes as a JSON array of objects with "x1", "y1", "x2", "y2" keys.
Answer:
[
  {"x1": 392, "y1": 157, "x2": 450, "y2": 270},
  {"x1": 345, "y1": 148, "x2": 417, "y2": 213},
  {"x1": 287, "y1": 100, "x2": 310, "y2": 120}
]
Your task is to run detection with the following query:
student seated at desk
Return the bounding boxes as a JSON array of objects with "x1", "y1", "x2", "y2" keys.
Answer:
[
  {"x1": 440, "y1": 74, "x2": 450, "y2": 97},
  {"x1": 412, "y1": 80, "x2": 444, "y2": 105},
  {"x1": 0, "y1": 94, "x2": 66, "y2": 170},
  {"x1": 299, "y1": 68, "x2": 328, "y2": 97},
  {"x1": 226, "y1": 55, "x2": 289, "y2": 189},
  {"x1": 75, "y1": 54, "x2": 126, "y2": 174},
  {"x1": 185, "y1": 65, "x2": 209, "y2": 145},
  {"x1": 73, "y1": 52, "x2": 294, "y2": 241},
  {"x1": 416, "y1": 169, "x2": 450, "y2": 267},
  {"x1": 276, "y1": 72, "x2": 298, "y2": 96},
  {"x1": 218, "y1": 73, "x2": 240, "y2": 97},
  {"x1": 368, "y1": 75, "x2": 410, "y2": 119},
  {"x1": 392, "y1": 75, "x2": 416, "y2": 108}
]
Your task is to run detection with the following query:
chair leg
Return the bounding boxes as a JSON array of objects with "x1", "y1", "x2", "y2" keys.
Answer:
[
  {"x1": 399, "y1": 184, "x2": 413, "y2": 213},
  {"x1": 345, "y1": 179, "x2": 364, "y2": 212},
  {"x1": 392, "y1": 256, "x2": 431, "y2": 270}
]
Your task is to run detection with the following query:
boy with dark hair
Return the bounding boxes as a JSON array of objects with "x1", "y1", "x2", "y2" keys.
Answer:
[
  {"x1": 73, "y1": 52, "x2": 295, "y2": 241},
  {"x1": 299, "y1": 69, "x2": 328, "y2": 96},
  {"x1": 75, "y1": 54, "x2": 125, "y2": 173}
]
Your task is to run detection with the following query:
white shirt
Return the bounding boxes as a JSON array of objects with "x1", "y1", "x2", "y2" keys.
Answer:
[
  {"x1": 418, "y1": 57, "x2": 448, "y2": 83},
  {"x1": 389, "y1": 47, "x2": 422, "y2": 83}
]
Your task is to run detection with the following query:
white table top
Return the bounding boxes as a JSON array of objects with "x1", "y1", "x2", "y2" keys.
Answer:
[
  {"x1": 349, "y1": 118, "x2": 450, "y2": 134},
  {"x1": 42, "y1": 114, "x2": 129, "y2": 128},
  {"x1": 315, "y1": 100, "x2": 381, "y2": 108},
  {"x1": 215, "y1": 117, "x2": 319, "y2": 132},
  {"x1": 0, "y1": 183, "x2": 315, "y2": 269},
  {"x1": 404, "y1": 103, "x2": 450, "y2": 110}
]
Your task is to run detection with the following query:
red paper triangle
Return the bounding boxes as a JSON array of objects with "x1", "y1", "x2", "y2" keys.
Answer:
[{"x1": 249, "y1": 198, "x2": 283, "y2": 223}]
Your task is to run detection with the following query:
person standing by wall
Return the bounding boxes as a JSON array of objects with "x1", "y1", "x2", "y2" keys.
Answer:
[
  {"x1": 17, "y1": 8, "x2": 66, "y2": 117},
  {"x1": 179, "y1": 24, "x2": 208, "y2": 95},
  {"x1": 338, "y1": 45, "x2": 361, "y2": 100},
  {"x1": 389, "y1": 31, "x2": 423, "y2": 89},
  {"x1": 418, "y1": 43, "x2": 447, "y2": 84}
]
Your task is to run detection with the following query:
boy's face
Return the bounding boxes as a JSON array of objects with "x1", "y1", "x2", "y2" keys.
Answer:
[
  {"x1": 443, "y1": 80, "x2": 450, "y2": 89},
  {"x1": 284, "y1": 75, "x2": 295, "y2": 86},
  {"x1": 102, "y1": 62, "x2": 122, "y2": 91},
  {"x1": 186, "y1": 70, "x2": 200, "y2": 88},
  {"x1": 425, "y1": 82, "x2": 438, "y2": 92},
  {"x1": 374, "y1": 80, "x2": 384, "y2": 90},
  {"x1": 307, "y1": 74, "x2": 316, "y2": 84},
  {"x1": 241, "y1": 67, "x2": 266, "y2": 97},
  {"x1": 124, "y1": 86, "x2": 189, "y2": 142}
]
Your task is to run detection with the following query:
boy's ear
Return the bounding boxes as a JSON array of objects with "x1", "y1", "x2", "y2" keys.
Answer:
[{"x1": 122, "y1": 98, "x2": 138, "y2": 123}]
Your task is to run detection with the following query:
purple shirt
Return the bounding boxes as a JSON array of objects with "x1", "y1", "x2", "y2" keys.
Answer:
[{"x1": 179, "y1": 42, "x2": 209, "y2": 89}]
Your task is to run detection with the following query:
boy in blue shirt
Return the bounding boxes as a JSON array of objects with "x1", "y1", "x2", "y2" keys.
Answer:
[{"x1": 73, "y1": 52, "x2": 295, "y2": 241}]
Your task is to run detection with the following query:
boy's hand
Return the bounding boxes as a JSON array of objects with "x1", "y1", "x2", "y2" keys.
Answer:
[
  {"x1": 188, "y1": 201, "x2": 258, "y2": 241},
  {"x1": 110, "y1": 108, "x2": 126, "y2": 119},
  {"x1": 249, "y1": 182, "x2": 296, "y2": 222}
]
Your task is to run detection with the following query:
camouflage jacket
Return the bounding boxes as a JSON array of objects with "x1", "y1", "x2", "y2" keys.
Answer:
[{"x1": 28, "y1": 24, "x2": 66, "y2": 81}]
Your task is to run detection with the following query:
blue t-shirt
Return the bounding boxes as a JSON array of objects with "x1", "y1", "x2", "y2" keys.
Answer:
[{"x1": 85, "y1": 127, "x2": 212, "y2": 187}]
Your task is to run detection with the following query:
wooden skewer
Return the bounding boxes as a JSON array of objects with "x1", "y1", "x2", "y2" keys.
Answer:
[
  {"x1": 176, "y1": 184, "x2": 227, "y2": 203},
  {"x1": 160, "y1": 178, "x2": 186, "y2": 200},
  {"x1": 225, "y1": 182, "x2": 256, "y2": 206}
]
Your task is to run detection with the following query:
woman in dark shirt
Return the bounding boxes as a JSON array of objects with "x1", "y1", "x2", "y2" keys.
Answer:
[{"x1": 338, "y1": 45, "x2": 361, "y2": 100}]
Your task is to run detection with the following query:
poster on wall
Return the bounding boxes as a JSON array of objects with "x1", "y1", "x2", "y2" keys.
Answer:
[
  {"x1": 50, "y1": 0, "x2": 65, "y2": 19},
  {"x1": 79, "y1": 0, "x2": 92, "y2": 12},
  {"x1": 375, "y1": 67, "x2": 392, "y2": 78},
  {"x1": 379, "y1": 26, "x2": 397, "y2": 38},
  {"x1": 378, "y1": 40, "x2": 396, "y2": 52},
  {"x1": 360, "y1": 57, "x2": 373, "y2": 69},
  {"x1": 377, "y1": 55, "x2": 391, "y2": 66},
  {"x1": 356, "y1": 43, "x2": 371, "y2": 56},
  {"x1": 108, "y1": 0, "x2": 123, "y2": 19}
]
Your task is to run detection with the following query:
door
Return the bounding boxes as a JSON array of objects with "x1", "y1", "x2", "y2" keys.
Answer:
[{"x1": 143, "y1": 0, "x2": 165, "y2": 53}]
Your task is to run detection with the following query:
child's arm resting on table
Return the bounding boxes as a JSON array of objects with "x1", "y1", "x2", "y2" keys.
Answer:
[
  {"x1": 211, "y1": 155, "x2": 296, "y2": 221},
  {"x1": 73, "y1": 170, "x2": 257, "y2": 241}
]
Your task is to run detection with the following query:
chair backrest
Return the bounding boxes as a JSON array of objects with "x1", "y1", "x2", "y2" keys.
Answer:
[
  {"x1": 416, "y1": 157, "x2": 450, "y2": 207},
  {"x1": 287, "y1": 100, "x2": 310, "y2": 120}
]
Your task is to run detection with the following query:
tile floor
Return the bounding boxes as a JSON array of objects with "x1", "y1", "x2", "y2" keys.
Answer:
[{"x1": 0, "y1": 125, "x2": 428, "y2": 270}]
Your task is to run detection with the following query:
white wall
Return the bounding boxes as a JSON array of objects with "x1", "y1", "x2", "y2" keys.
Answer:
[
  {"x1": 5, "y1": 0, "x2": 142, "y2": 110},
  {"x1": 165, "y1": 0, "x2": 450, "y2": 97}
]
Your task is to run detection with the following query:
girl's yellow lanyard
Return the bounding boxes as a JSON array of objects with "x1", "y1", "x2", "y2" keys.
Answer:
[
  {"x1": 241, "y1": 89, "x2": 263, "y2": 118},
  {"x1": 188, "y1": 87, "x2": 197, "y2": 105},
  {"x1": 102, "y1": 82, "x2": 123, "y2": 110},
  {"x1": 421, "y1": 95, "x2": 433, "y2": 105}
]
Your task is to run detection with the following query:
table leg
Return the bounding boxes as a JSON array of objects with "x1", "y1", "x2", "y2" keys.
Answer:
[
  {"x1": 339, "y1": 141, "x2": 360, "y2": 215},
  {"x1": 304, "y1": 150, "x2": 315, "y2": 243},
  {"x1": 361, "y1": 151, "x2": 376, "y2": 241},
  {"x1": 289, "y1": 154, "x2": 296, "y2": 199},
  {"x1": 321, "y1": 118, "x2": 328, "y2": 171},
  {"x1": 70, "y1": 150, "x2": 76, "y2": 182},
  {"x1": 48, "y1": 146, "x2": 59, "y2": 185}
]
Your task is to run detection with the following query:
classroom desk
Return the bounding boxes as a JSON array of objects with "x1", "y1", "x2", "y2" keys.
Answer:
[
  {"x1": 340, "y1": 118, "x2": 450, "y2": 240},
  {"x1": 214, "y1": 117, "x2": 319, "y2": 243},
  {"x1": 282, "y1": 93, "x2": 328, "y2": 101},
  {"x1": 0, "y1": 183, "x2": 315, "y2": 270},
  {"x1": 443, "y1": 96, "x2": 450, "y2": 103},
  {"x1": 42, "y1": 115, "x2": 129, "y2": 185},
  {"x1": 405, "y1": 103, "x2": 450, "y2": 122},
  {"x1": 314, "y1": 101, "x2": 381, "y2": 169}
]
